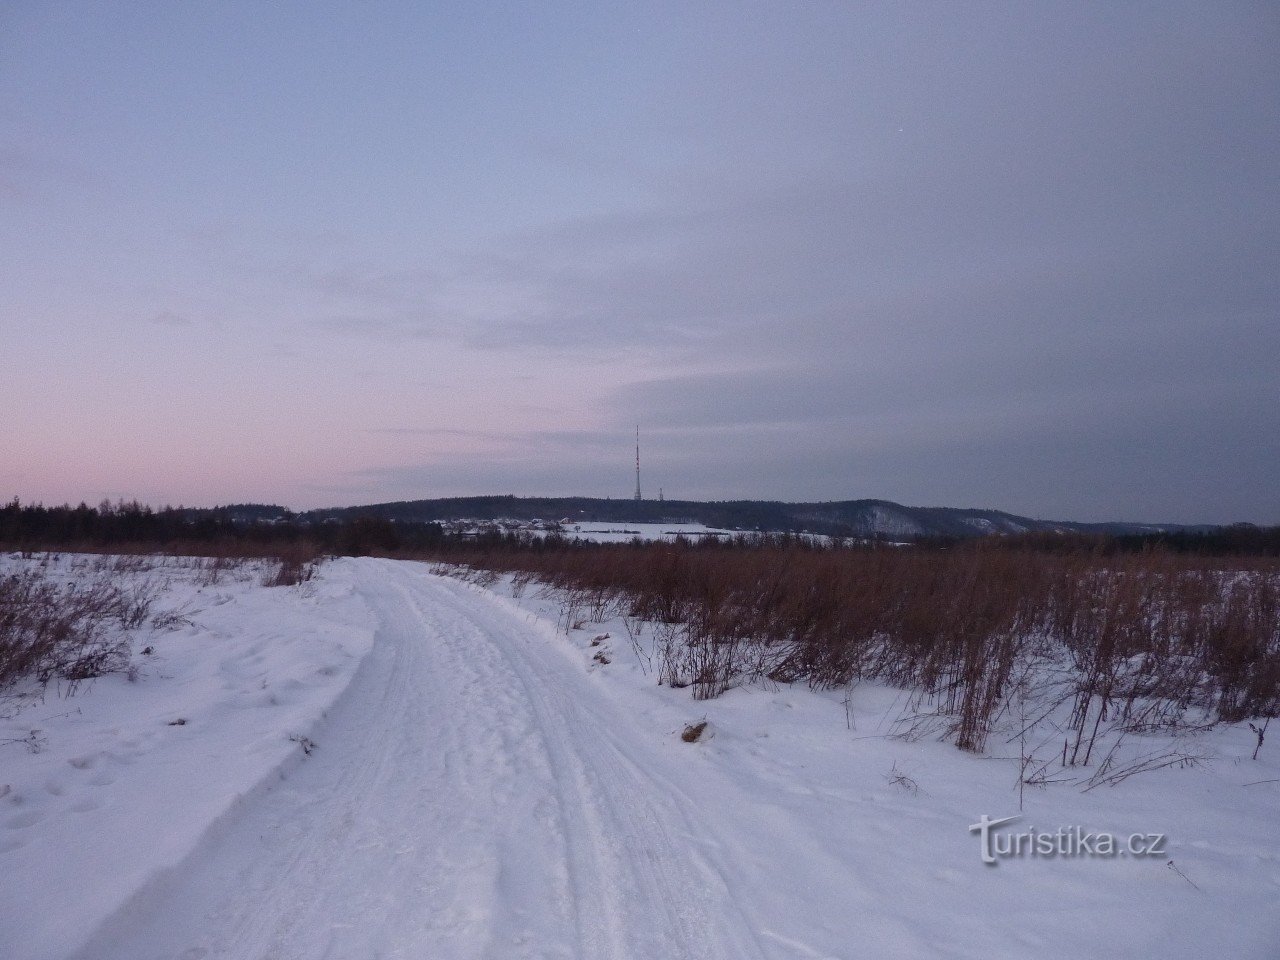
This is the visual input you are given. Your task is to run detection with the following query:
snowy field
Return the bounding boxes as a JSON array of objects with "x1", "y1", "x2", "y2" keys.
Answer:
[
  {"x1": 1, "y1": 555, "x2": 1277, "y2": 959},
  {"x1": 552, "y1": 522, "x2": 841, "y2": 546},
  {"x1": 556, "y1": 521, "x2": 736, "y2": 543},
  {"x1": 450, "y1": 520, "x2": 840, "y2": 545}
]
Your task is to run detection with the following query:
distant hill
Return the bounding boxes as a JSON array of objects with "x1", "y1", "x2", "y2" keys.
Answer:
[{"x1": 291, "y1": 496, "x2": 1205, "y2": 539}]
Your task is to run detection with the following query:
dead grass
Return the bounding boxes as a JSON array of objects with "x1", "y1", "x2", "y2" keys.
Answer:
[
  {"x1": 0, "y1": 558, "x2": 162, "y2": 694},
  {"x1": 431, "y1": 539, "x2": 1280, "y2": 755},
  {"x1": 262, "y1": 542, "x2": 322, "y2": 587},
  {"x1": 681, "y1": 720, "x2": 709, "y2": 743}
]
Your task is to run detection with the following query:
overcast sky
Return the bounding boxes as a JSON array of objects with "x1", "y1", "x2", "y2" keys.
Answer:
[{"x1": 3, "y1": 2, "x2": 1277, "y2": 523}]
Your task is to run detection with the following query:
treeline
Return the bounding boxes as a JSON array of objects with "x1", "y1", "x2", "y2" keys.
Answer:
[
  {"x1": 0, "y1": 499, "x2": 443, "y2": 556},
  {"x1": 313, "y1": 494, "x2": 854, "y2": 536},
  {"x1": 1108, "y1": 526, "x2": 1280, "y2": 556},
  {"x1": 911, "y1": 527, "x2": 1280, "y2": 557},
  {"x1": 4, "y1": 498, "x2": 1279, "y2": 558}
]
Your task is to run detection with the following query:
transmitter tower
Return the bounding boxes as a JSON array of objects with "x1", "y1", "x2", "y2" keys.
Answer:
[{"x1": 634, "y1": 426, "x2": 642, "y2": 501}]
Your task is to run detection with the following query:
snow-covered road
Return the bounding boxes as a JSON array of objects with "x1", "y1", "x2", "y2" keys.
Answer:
[{"x1": 74, "y1": 560, "x2": 769, "y2": 960}]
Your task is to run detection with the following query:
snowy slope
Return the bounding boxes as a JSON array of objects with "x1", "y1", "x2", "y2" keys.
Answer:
[
  {"x1": 0, "y1": 556, "x2": 376, "y2": 960},
  {"x1": 3, "y1": 557, "x2": 1278, "y2": 959}
]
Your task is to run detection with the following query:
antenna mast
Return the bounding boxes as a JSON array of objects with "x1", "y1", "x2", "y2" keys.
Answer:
[{"x1": 634, "y1": 425, "x2": 642, "y2": 501}]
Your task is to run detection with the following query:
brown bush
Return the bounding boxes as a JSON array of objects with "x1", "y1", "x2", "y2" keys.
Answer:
[
  {"x1": 262, "y1": 542, "x2": 323, "y2": 587},
  {"x1": 426, "y1": 537, "x2": 1280, "y2": 753},
  {"x1": 0, "y1": 560, "x2": 159, "y2": 693}
]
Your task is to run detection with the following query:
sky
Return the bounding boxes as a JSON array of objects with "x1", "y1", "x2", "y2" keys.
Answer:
[{"x1": 2, "y1": 2, "x2": 1277, "y2": 524}]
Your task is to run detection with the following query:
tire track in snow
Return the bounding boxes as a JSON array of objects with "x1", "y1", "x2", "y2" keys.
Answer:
[
  {"x1": 72, "y1": 559, "x2": 768, "y2": 960},
  {"x1": 415, "y1": 566, "x2": 770, "y2": 960}
]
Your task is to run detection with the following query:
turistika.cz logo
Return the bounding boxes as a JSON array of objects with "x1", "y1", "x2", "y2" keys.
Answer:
[{"x1": 969, "y1": 815, "x2": 1167, "y2": 865}]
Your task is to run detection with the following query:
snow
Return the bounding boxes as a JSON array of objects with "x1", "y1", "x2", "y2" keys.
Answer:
[
  {"x1": 865, "y1": 504, "x2": 925, "y2": 537},
  {"x1": 0, "y1": 555, "x2": 376, "y2": 960},
  {"x1": 558, "y1": 521, "x2": 736, "y2": 543},
  {"x1": 2, "y1": 556, "x2": 1278, "y2": 959}
]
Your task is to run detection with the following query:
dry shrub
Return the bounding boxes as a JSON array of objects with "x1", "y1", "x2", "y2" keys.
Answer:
[
  {"x1": 428, "y1": 537, "x2": 1280, "y2": 754},
  {"x1": 262, "y1": 542, "x2": 323, "y2": 587},
  {"x1": 0, "y1": 561, "x2": 160, "y2": 693}
]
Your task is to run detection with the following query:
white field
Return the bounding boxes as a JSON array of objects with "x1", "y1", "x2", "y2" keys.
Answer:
[
  {"x1": 556, "y1": 521, "x2": 737, "y2": 542},
  {"x1": 1, "y1": 555, "x2": 1277, "y2": 959}
]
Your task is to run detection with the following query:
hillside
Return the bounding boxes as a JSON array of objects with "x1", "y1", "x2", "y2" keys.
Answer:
[{"x1": 300, "y1": 495, "x2": 1199, "y2": 539}]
